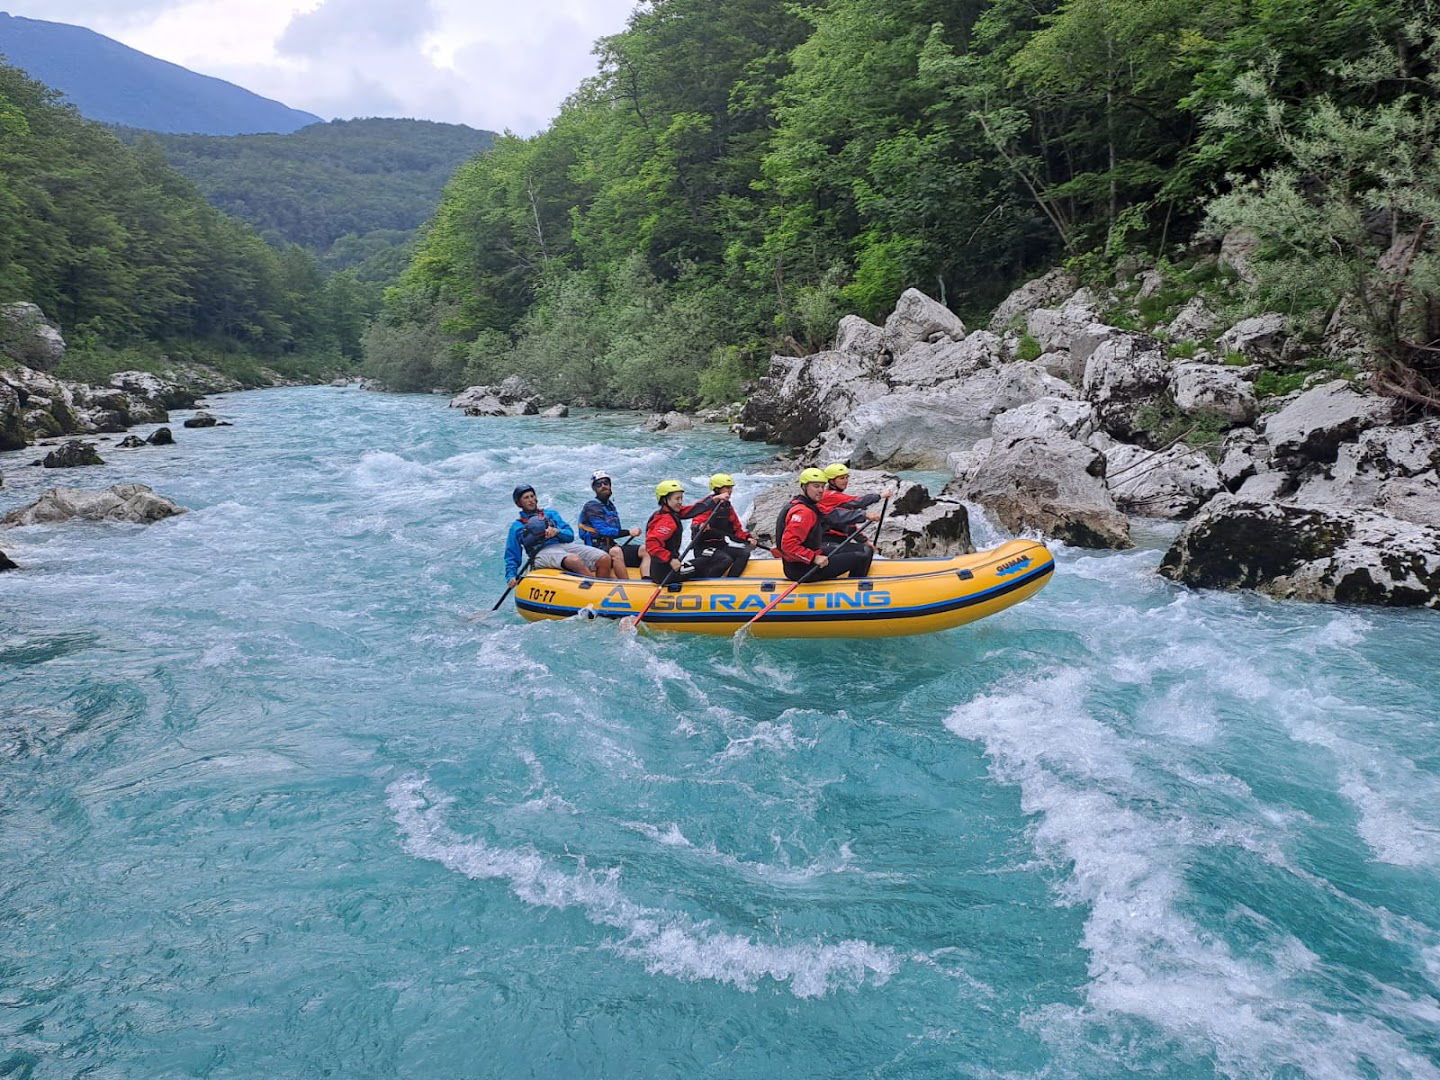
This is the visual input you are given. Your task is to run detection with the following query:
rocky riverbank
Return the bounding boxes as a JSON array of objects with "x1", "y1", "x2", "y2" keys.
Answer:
[
  {"x1": 734, "y1": 273, "x2": 1440, "y2": 609},
  {"x1": 1, "y1": 301, "x2": 270, "y2": 570}
]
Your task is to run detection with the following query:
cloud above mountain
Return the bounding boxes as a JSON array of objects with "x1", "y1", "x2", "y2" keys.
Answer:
[{"x1": 3, "y1": 0, "x2": 638, "y2": 134}]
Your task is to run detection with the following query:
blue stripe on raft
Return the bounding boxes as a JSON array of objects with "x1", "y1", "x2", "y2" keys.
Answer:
[{"x1": 515, "y1": 560, "x2": 1054, "y2": 624}]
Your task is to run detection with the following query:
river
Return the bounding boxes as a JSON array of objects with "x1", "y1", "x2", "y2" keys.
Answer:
[{"x1": 2, "y1": 386, "x2": 1439, "y2": 1078}]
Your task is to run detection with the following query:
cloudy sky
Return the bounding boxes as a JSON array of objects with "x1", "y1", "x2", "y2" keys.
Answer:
[{"x1": 4, "y1": 0, "x2": 640, "y2": 134}]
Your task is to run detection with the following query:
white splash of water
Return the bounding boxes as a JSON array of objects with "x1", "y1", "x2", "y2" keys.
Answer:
[{"x1": 389, "y1": 774, "x2": 901, "y2": 998}]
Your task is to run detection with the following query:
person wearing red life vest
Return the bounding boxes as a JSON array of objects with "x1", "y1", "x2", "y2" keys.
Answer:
[
  {"x1": 643, "y1": 480, "x2": 731, "y2": 583},
  {"x1": 776, "y1": 468, "x2": 874, "y2": 582},
  {"x1": 688, "y1": 473, "x2": 756, "y2": 578},
  {"x1": 816, "y1": 462, "x2": 891, "y2": 551}
]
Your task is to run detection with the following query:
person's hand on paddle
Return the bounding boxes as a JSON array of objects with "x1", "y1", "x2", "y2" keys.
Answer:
[
  {"x1": 670, "y1": 558, "x2": 683, "y2": 572},
  {"x1": 543, "y1": 525, "x2": 558, "y2": 539},
  {"x1": 746, "y1": 536, "x2": 758, "y2": 548},
  {"x1": 864, "y1": 509, "x2": 882, "y2": 523},
  {"x1": 628, "y1": 526, "x2": 642, "y2": 538},
  {"x1": 507, "y1": 576, "x2": 518, "y2": 588},
  {"x1": 813, "y1": 553, "x2": 830, "y2": 568}
]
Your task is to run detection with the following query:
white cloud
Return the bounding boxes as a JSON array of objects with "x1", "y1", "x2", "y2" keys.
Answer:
[{"x1": 2, "y1": 0, "x2": 639, "y2": 134}]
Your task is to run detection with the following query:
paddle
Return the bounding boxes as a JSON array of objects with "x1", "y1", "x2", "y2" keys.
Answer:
[
  {"x1": 470, "y1": 550, "x2": 538, "y2": 622},
  {"x1": 622, "y1": 536, "x2": 698, "y2": 632},
  {"x1": 737, "y1": 495, "x2": 889, "y2": 636}
]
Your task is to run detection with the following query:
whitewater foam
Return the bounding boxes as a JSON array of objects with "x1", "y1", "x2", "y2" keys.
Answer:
[{"x1": 389, "y1": 775, "x2": 900, "y2": 998}]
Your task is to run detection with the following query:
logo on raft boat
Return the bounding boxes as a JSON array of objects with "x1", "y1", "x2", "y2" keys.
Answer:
[
  {"x1": 600, "y1": 586, "x2": 892, "y2": 613},
  {"x1": 994, "y1": 555, "x2": 1032, "y2": 577}
]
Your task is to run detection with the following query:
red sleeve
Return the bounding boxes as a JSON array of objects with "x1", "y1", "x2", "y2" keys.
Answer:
[
  {"x1": 646, "y1": 515, "x2": 678, "y2": 561},
  {"x1": 780, "y1": 503, "x2": 820, "y2": 563},
  {"x1": 817, "y1": 490, "x2": 854, "y2": 514}
]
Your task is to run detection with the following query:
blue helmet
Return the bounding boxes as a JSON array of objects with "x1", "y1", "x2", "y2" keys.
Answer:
[{"x1": 512, "y1": 484, "x2": 536, "y2": 506}]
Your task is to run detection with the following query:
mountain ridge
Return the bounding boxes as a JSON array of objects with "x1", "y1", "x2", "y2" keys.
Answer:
[{"x1": 0, "y1": 11, "x2": 321, "y2": 134}]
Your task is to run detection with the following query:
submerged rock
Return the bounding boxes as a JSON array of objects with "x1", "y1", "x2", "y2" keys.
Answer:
[
  {"x1": 117, "y1": 435, "x2": 146, "y2": 449},
  {"x1": 41, "y1": 440, "x2": 104, "y2": 468},
  {"x1": 643, "y1": 411, "x2": 695, "y2": 433},
  {"x1": 183, "y1": 411, "x2": 220, "y2": 428},
  {"x1": 146, "y1": 427, "x2": 174, "y2": 446},
  {"x1": 0, "y1": 549, "x2": 16, "y2": 571},
  {"x1": 2, "y1": 483, "x2": 187, "y2": 526}
]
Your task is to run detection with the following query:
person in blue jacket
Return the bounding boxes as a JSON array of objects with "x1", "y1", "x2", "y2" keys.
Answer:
[
  {"x1": 576, "y1": 469, "x2": 646, "y2": 581},
  {"x1": 504, "y1": 484, "x2": 616, "y2": 587}
]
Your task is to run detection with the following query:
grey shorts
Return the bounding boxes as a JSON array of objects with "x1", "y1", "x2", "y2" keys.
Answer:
[{"x1": 533, "y1": 542, "x2": 607, "y2": 572}]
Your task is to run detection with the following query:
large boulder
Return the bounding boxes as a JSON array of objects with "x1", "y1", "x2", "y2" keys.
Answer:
[
  {"x1": 0, "y1": 303, "x2": 65, "y2": 371},
  {"x1": 990, "y1": 396, "x2": 1098, "y2": 444},
  {"x1": 449, "y1": 383, "x2": 540, "y2": 417},
  {"x1": 835, "y1": 315, "x2": 886, "y2": 357},
  {"x1": 1260, "y1": 380, "x2": 1396, "y2": 464},
  {"x1": 742, "y1": 471, "x2": 974, "y2": 558},
  {"x1": 1081, "y1": 332, "x2": 1170, "y2": 443},
  {"x1": 1219, "y1": 228, "x2": 1260, "y2": 285},
  {"x1": 643, "y1": 411, "x2": 695, "y2": 433},
  {"x1": 739, "y1": 351, "x2": 887, "y2": 445},
  {"x1": 950, "y1": 432, "x2": 1131, "y2": 549},
  {"x1": 2, "y1": 483, "x2": 187, "y2": 527},
  {"x1": 1159, "y1": 494, "x2": 1440, "y2": 607},
  {"x1": 821, "y1": 362, "x2": 1074, "y2": 468},
  {"x1": 1168, "y1": 362, "x2": 1258, "y2": 426},
  {"x1": 1217, "y1": 314, "x2": 1289, "y2": 365},
  {"x1": 1026, "y1": 289, "x2": 1104, "y2": 356},
  {"x1": 0, "y1": 548, "x2": 16, "y2": 572},
  {"x1": 882, "y1": 289, "x2": 966, "y2": 355},
  {"x1": 108, "y1": 370, "x2": 200, "y2": 410},
  {"x1": 1165, "y1": 296, "x2": 1222, "y2": 343},
  {"x1": 1099, "y1": 439, "x2": 1224, "y2": 518},
  {"x1": 989, "y1": 268, "x2": 1079, "y2": 333},
  {"x1": 1287, "y1": 420, "x2": 1440, "y2": 529},
  {"x1": 885, "y1": 331, "x2": 1003, "y2": 387}
]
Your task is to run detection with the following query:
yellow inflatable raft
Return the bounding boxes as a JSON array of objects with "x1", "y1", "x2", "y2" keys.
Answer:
[{"x1": 512, "y1": 538, "x2": 1053, "y2": 638}]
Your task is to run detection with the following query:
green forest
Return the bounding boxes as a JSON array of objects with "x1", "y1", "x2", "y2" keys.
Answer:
[
  {"x1": 123, "y1": 118, "x2": 494, "y2": 275},
  {"x1": 371, "y1": 0, "x2": 1440, "y2": 409},
  {"x1": 0, "y1": 61, "x2": 370, "y2": 383}
]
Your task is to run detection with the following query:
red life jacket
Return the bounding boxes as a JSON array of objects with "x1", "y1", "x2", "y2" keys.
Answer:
[{"x1": 775, "y1": 495, "x2": 824, "y2": 565}]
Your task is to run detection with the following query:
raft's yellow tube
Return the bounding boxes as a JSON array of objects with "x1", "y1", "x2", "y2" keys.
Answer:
[{"x1": 512, "y1": 538, "x2": 1054, "y2": 638}]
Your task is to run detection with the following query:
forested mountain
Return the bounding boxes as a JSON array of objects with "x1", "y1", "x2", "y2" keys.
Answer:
[
  {"x1": 0, "y1": 61, "x2": 366, "y2": 380},
  {"x1": 121, "y1": 119, "x2": 495, "y2": 272},
  {"x1": 371, "y1": 0, "x2": 1440, "y2": 408},
  {"x1": 0, "y1": 12, "x2": 320, "y2": 135}
]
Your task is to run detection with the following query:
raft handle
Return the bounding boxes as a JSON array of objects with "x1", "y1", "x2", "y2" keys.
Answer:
[
  {"x1": 857, "y1": 581, "x2": 873, "y2": 591},
  {"x1": 957, "y1": 569, "x2": 974, "y2": 580},
  {"x1": 579, "y1": 580, "x2": 593, "y2": 590},
  {"x1": 760, "y1": 582, "x2": 776, "y2": 592}
]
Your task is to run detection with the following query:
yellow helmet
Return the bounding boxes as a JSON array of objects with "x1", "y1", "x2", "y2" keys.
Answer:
[
  {"x1": 798, "y1": 467, "x2": 827, "y2": 485},
  {"x1": 655, "y1": 479, "x2": 685, "y2": 500},
  {"x1": 709, "y1": 472, "x2": 735, "y2": 491},
  {"x1": 823, "y1": 463, "x2": 849, "y2": 480}
]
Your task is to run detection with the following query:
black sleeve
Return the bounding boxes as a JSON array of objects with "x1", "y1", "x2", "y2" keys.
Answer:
[{"x1": 823, "y1": 504, "x2": 868, "y2": 530}]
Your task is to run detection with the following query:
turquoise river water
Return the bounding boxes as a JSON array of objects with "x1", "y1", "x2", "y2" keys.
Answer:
[{"x1": 2, "y1": 386, "x2": 1439, "y2": 1078}]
